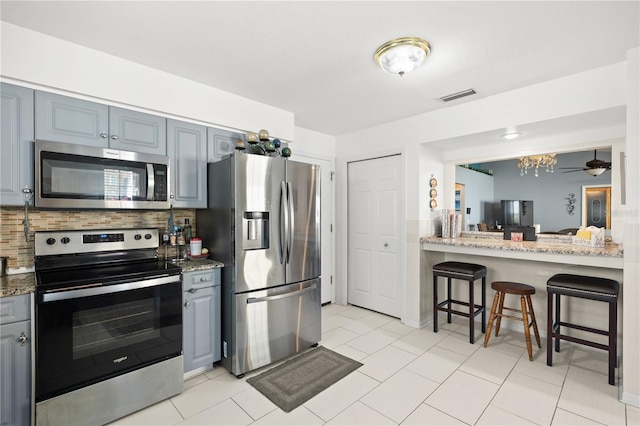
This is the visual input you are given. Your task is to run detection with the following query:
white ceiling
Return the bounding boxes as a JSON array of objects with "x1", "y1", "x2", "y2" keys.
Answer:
[{"x1": 1, "y1": 1, "x2": 639, "y2": 137}]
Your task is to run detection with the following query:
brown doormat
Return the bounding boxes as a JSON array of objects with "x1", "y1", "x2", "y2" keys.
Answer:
[{"x1": 246, "y1": 346, "x2": 363, "y2": 412}]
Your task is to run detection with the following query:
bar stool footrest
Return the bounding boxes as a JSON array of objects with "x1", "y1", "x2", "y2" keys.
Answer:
[
  {"x1": 554, "y1": 321, "x2": 609, "y2": 337},
  {"x1": 436, "y1": 299, "x2": 485, "y2": 319}
]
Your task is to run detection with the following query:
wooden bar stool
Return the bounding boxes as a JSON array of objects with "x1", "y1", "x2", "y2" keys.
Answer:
[
  {"x1": 433, "y1": 261, "x2": 487, "y2": 344},
  {"x1": 547, "y1": 273, "x2": 619, "y2": 385},
  {"x1": 484, "y1": 281, "x2": 541, "y2": 361}
]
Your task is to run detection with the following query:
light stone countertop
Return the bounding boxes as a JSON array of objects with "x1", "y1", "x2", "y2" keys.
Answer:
[
  {"x1": 1, "y1": 259, "x2": 225, "y2": 298},
  {"x1": 0, "y1": 273, "x2": 35, "y2": 298},
  {"x1": 421, "y1": 231, "x2": 623, "y2": 269},
  {"x1": 421, "y1": 234, "x2": 623, "y2": 258}
]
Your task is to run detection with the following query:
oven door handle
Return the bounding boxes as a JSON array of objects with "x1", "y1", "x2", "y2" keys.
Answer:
[{"x1": 40, "y1": 275, "x2": 178, "y2": 302}]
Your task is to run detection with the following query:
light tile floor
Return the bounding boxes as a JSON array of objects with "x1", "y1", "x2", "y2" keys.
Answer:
[{"x1": 112, "y1": 304, "x2": 637, "y2": 425}]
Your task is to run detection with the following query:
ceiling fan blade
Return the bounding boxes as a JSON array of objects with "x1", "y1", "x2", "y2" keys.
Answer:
[
  {"x1": 561, "y1": 169, "x2": 586, "y2": 173},
  {"x1": 559, "y1": 167, "x2": 584, "y2": 170}
]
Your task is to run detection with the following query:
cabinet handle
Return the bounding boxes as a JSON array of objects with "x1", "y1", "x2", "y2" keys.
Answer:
[
  {"x1": 111, "y1": 134, "x2": 119, "y2": 141},
  {"x1": 199, "y1": 277, "x2": 210, "y2": 282},
  {"x1": 100, "y1": 131, "x2": 108, "y2": 139},
  {"x1": 188, "y1": 288, "x2": 198, "y2": 294},
  {"x1": 184, "y1": 300, "x2": 190, "y2": 309},
  {"x1": 17, "y1": 332, "x2": 28, "y2": 346}
]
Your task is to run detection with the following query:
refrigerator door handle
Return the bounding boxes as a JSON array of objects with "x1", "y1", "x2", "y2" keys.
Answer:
[
  {"x1": 279, "y1": 181, "x2": 288, "y2": 264},
  {"x1": 286, "y1": 181, "x2": 294, "y2": 264},
  {"x1": 246, "y1": 283, "x2": 317, "y2": 304}
]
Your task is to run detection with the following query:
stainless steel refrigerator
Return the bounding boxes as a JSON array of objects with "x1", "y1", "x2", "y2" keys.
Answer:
[{"x1": 197, "y1": 153, "x2": 321, "y2": 377}]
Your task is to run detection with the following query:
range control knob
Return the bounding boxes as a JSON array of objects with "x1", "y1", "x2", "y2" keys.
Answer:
[
  {"x1": 61, "y1": 237, "x2": 70, "y2": 244},
  {"x1": 144, "y1": 233, "x2": 152, "y2": 240},
  {"x1": 134, "y1": 234, "x2": 142, "y2": 240},
  {"x1": 46, "y1": 237, "x2": 56, "y2": 245}
]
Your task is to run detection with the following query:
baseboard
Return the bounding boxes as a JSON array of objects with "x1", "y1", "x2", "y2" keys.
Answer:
[{"x1": 620, "y1": 390, "x2": 640, "y2": 407}]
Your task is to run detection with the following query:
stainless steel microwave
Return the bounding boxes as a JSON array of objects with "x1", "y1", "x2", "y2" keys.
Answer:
[{"x1": 35, "y1": 140, "x2": 170, "y2": 210}]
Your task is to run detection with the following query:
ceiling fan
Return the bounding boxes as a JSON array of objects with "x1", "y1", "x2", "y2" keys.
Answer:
[{"x1": 560, "y1": 149, "x2": 611, "y2": 176}]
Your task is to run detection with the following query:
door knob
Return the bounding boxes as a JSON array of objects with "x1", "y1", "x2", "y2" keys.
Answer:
[
  {"x1": 184, "y1": 301, "x2": 190, "y2": 309},
  {"x1": 17, "y1": 332, "x2": 28, "y2": 346}
]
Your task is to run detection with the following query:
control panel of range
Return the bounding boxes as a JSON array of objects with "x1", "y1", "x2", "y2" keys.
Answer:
[{"x1": 35, "y1": 228, "x2": 159, "y2": 256}]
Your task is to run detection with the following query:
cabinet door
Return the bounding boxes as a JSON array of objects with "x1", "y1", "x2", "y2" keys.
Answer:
[
  {"x1": 0, "y1": 320, "x2": 31, "y2": 426},
  {"x1": 168, "y1": 119, "x2": 207, "y2": 208},
  {"x1": 207, "y1": 126, "x2": 246, "y2": 163},
  {"x1": 109, "y1": 107, "x2": 166, "y2": 155},
  {"x1": 1, "y1": 83, "x2": 34, "y2": 206},
  {"x1": 183, "y1": 285, "x2": 221, "y2": 373},
  {"x1": 35, "y1": 91, "x2": 109, "y2": 147}
]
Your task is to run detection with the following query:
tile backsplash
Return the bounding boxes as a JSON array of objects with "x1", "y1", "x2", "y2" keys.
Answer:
[{"x1": 0, "y1": 207, "x2": 196, "y2": 271}]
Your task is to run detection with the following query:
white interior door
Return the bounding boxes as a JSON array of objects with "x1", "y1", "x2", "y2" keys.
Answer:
[
  {"x1": 293, "y1": 155, "x2": 335, "y2": 304},
  {"x1": 347, "y1": 155, "x2": 402, "y2": 317}
]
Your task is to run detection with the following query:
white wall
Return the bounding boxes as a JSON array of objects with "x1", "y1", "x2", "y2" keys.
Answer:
[
  {"x1": 293, "y1": 126, "x2": 336, "y2": 160},
  {"x1": 0, "y1": 23, "x2": 295, "y2": 140},
  {"x1": 455, "y1": 167, "x2": 495, "y2": 228}
]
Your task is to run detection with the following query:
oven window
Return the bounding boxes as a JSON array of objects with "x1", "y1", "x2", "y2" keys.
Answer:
[{"x1": 72, "y1": 298, "x2": 160, "y2": 360}]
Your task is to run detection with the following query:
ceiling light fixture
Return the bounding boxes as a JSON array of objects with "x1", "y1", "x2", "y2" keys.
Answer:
[
  {"x1": 517, "y1": 154, "x2": 557, "y2": 177},
  {"x1": 585, "y1": 168, "x2": 607, "y2": 176},
  {"x1": 374, "y1": 37, "x2": 431, "y2": 77},
  {"x1": 501, "y1": 132, "x2": 522, "y2": 140}
]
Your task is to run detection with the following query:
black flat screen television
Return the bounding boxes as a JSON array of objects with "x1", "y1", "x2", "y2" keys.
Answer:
[{"x1": 501, "y1": 200, "x2": 534, "y2": 226}]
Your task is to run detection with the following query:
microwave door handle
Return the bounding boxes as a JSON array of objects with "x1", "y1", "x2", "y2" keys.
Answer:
[{"x1": 146, "y1": 164, "x2": 155, "y2": 201}]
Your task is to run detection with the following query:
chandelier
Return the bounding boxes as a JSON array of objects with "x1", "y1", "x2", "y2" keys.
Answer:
[{"x1": 517, "y1": 154, "x2": 557, "y2": 177}]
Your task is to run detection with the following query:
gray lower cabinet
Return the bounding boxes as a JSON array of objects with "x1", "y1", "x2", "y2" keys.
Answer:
[
  {"x1": 182, "y1": 269, "x2": 221, "y2": 374},
  {"x1": 0, "y1": 294, "x2": 32, "y2": 426},
  {"x1": 1, "y1": 83, "x2": 34, "y2": 206},
  {"x1": 168, "y1": 119, "x2": 207, "y2": 208},
  {"x1": 35, "y1": 91, "x2": 166, "y2": 155},
  {"x1": 207, "y1": 126, "x2": 246, "y2": 163}
]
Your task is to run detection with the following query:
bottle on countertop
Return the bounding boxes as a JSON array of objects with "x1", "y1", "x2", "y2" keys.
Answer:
[{"x1": 183, "y1": 218, "x2": 192, "y2": 243}]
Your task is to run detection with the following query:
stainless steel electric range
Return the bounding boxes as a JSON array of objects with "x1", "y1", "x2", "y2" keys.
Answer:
[{"x1": 33, "y1": 228, "x2": 183, "y2": 426}]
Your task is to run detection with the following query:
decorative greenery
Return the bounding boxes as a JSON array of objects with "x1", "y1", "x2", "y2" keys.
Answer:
[{"x1": 458, "y1": 164, "x2": 493, "y2": 176}]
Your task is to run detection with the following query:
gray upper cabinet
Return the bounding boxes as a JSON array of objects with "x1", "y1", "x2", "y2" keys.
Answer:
[
  {"x1": 35, "y1": 91, "x2": 166, "y2": 155},
  {"x1": 1, "y1": 83, "x2": 35, "y2": 206},
  {"x1": 35, "y1": 91, "x2": 109, "y2": 147},
  {"x1": 167, "y1": 119, "x2": 207, "y2": 208},
  {"x1": 207, "y1": 126, "x2": 246, "y2": 163},
  {"x1": 108, "y1": 106, "x2": 167, "y2": 155}
]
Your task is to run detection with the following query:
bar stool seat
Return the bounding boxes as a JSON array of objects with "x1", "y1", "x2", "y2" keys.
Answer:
[
  {"x1": 433, "y1": 261, "x2": 487, "y2": 344},
  {"x1": 547, "y1": 273, "x2": 620, "y2": 385},
  {"x1": 483, "y1": 281, "x2": 541, "y2": 361}
]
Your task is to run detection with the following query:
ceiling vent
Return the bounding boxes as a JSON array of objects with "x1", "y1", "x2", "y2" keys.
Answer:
[{"x1": 439, "y1": 88, "x2": 477, "y2": 103}]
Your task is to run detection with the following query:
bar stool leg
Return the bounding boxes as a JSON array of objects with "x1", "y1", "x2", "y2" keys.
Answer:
[
  {"x1": 481, "y1": 277, "x2": 487, "y2": 333},
  {"x1": 609, "y1": 300, "x2": 617, "y2": 385},
  {"x1": 554, "y1": 293, "x2": 561, "y2": 353},
  {"x1": 526, "y1": 295, "x2": 541, "y2": 349},
  {"x1": 495, "y1": 291, "x2": 505, "y2": 336},
  {"x1": 521, "y1": 295, "x2": 533, "y2": 361},
  {"x1": 547, "y1": 291, "x2": 553, "y2": 367},
  {"x1": 483, "y1": 292, "x2": 500, "y2": 348},
  {"x1": 447, "y1": 277, "x2": 452, "y2": 324},
  {"x1": 433, "y1": 274, "x2": 439, "y2": 333},
  {"x1": 469, "y1": 279, "x2": 475, "y2": 344}
]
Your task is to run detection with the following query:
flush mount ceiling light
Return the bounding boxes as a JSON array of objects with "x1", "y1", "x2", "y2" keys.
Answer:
[
  {"x1": 374, "y1": 37, "x2": 431, "y2": 76},
  {"x1": 501, "y1": 132, "x2": 522, "y2": 140}
]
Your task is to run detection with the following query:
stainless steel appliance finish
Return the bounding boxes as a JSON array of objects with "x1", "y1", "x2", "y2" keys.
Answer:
[
  {"x1": 35, "y1": 140, "x2": 170, "y2": 209},
  {"x1": 197, "y1": 153, "x2": 321, "y2": 377},
  {"x1": 34, "y1": 228, "x2": 183, "y2": 425}
]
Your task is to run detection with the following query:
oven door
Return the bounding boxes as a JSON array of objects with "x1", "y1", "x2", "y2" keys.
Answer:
[{"x1": 35, "y1": 277, "x2": 182, "y2": 402}]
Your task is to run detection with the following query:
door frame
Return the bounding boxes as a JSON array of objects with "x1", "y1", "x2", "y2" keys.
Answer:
[
  {"x1": 292, "y1": 152, "x2": 336, "y2": 304},
  {"x1": 337, "y1": 149, "x2": 407, "y2": 322}
]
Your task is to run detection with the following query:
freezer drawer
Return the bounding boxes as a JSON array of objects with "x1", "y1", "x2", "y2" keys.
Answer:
[{"x1": 224, "y1": 279, "x2": 321, "y2": 376}]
